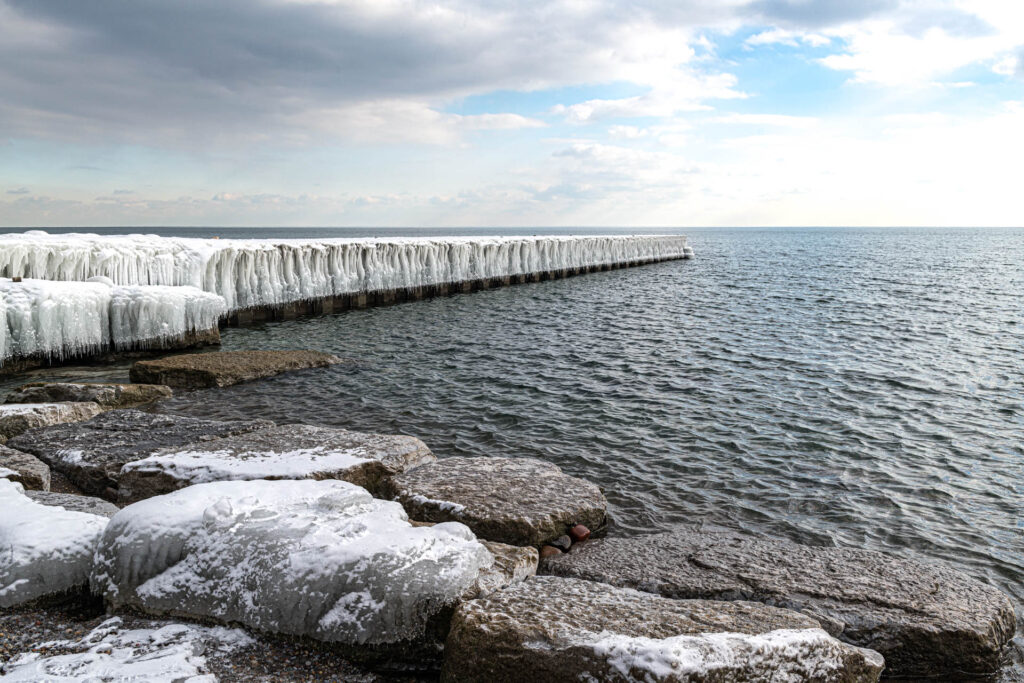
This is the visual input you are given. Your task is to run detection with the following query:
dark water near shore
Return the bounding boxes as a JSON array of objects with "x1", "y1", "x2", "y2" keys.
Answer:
[{"x1": 4, "y1": 226, "x2": 1022, "y2": 676}]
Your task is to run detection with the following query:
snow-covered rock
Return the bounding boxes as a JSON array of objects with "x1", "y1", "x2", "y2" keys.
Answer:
[
  {"x1": 384, "y1": 457, "x2": 607, "y2": 547},
  {"x1": 441, "y1": 576, "x2": 885, "y2": 683},
  {"x1": 0, "y1": 616, "x2": 254, "y2": 682},
  {"x1": 118, "y1": 423, "x2": 435, "y2": 503},
  {"x1": 0, "y1": 479, "x2": 109, "y2": 607},
  {"x1": 5, "y1": 382, "x2": 173, "y2": 408},
  {"x1": 0, "y1": 232, "x2": 691, "y2": 312},
  {"x1": 0, "y1": 444, "x2": 50, "y2": 490},
  {"x1": 8, "y1": 409, "x2": 272, "y2": 497},
  {"x1": 0, "y1": 402, "x2": 104, "y2": 443},
  {"x1": 92, "y1": 479, "x2": 494, "y2": 649}
]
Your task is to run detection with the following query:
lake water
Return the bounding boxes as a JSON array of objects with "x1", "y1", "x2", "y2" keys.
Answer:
[{"x1": 3, "y1": 226, "x2": 1021, "y2": 677}]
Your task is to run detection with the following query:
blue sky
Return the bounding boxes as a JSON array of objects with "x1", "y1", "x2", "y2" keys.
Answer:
[{"x1": 0, "y1": 0, "x2": 1022, "y2": 227}]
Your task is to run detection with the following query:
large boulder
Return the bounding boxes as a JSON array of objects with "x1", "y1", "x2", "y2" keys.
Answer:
[
  {"x1": 129, "y1": 350, "x2": 342, "y2": 389},
  {"x1": 541, "y1": 527, "x2": 1017, "y2": 677},
  {"x1": 27, "y1": 490, "x2": 121, "y2": 517},
  {"x1": 383, "y1": 457, "x2": 607, "y2": 547},
  {"x1": 441, "y1": 576, "x2": 884, "y2": 682},
  {"x1": 5, "y1": 381, "x2": 173, "y2": 408},
  {"x1": 8, "y1": 410, "x2": 272, "y2": 498},
  {"x1": 0, "y1": 402, "x2": 104, "y2": 443},
  {"x1": 0, "y1": 444, "x2": 50, "y2": 490},
  {"x1": 116, "y1": 423, "x2": 436, "y2": 503},
  {"x1": 91, "y1": 479, "x2": 510, "y2": 656},
  {"x1": 0, "y1": 479, "x2": 109, "y2": 607}
]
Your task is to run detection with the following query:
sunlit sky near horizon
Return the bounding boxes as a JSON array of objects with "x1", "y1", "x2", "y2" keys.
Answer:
[{"x1": 1, "y1": 0, "x2": 1022, "y2": 228}]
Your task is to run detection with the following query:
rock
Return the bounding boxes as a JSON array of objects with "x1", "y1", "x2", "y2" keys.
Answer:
[
  {"x1": 470, "y1": 541, "x2": 539, "y2": 599},
  {"x1": 440, "y1": 576, "x2": 884, "y2": 683},
  {"x1": 569, "y1": 524, "x2": 590, "y2": 543},
  {"x1": 0, "y1": 479, "x2": 110, "y2": 607},
  {"x1": 8, "y1": 409, "x2": 272, "y2": 498},
  {"x1": 5, "y1": 382, "x2": 173, "y2": 408},
  {"x1": 0, "y1": 402, "x2": 104, "y2": 443},
  {"x1": 383, "y1": 457, "x2": 607, "y2": 547},
  {"x1": 116, "y1": 423, "x2": 436, "y2": 503},
  {"x1": 539, "y1": 546, "x2": 562, "y2": 560},
  {"x1": 91, "y1": 479, "x2": 493, "y2": 652},
  {"x1": 129, "y1": 350, "x2": 342, "y2": 390},
  {"x1": 0, "y1": 445, "x2": 50, "y2": 490},
  {"x1": 541, "y1": 527, "x2": 1017, "y2": 677},
  {"x1": 26, "y1": 490, "x2": 121, "y2": 517},
  {"x1": 551, "y1": 535, "x2": 572, "y2": 552}
]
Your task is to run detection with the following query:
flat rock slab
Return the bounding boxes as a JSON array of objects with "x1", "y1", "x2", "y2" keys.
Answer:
[
  {"x1": 0, "y1": 445, "x2": 50, "y2": 490},
  {"x1": 92, "y1": 479, "x2": 494, "y2": 652},
  {"x1": 541, "y1": 527, "x2": 1017, "y2": 677},
  {"x1": 384, "y1": 456, "x2": 607, "y2": 547},
  {"x1": 8, "y1": 409, "x2": 272, "y2": 498},
  {"x1": 0, "y1": 402, "x2": 104, "y2": 443},
  {"x1": 129, "y1": 350, "x2": 342, "y2": 390},
  {"x1": 471, "y1": 541, "x2": 539, "y2": 599},
  {"x1": 5, "y1": 382, "x2": 173, "y2": 408},
  {"x1": 117, "y1": 423, "x2": 436, "y2": 503},
  {"x1": 0, "y1": 479, "x2": 110, "y2": 608},
  {"x1": 441, "y1": 576, "x2": 884, "y2": 683},
  {"x1": 27, "y1": 490, "x2": 121, "y2": 517}
]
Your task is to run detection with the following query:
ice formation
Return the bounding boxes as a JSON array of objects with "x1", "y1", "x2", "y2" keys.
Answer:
[
  {"x1": 0, "y1": 478, "x2": 109, "y2": 607},
  {"x1": 0, "y1": 616, "x2": 254, "y2": 682},
  {"x1": 92, "y1": 479, "x2": 493, "y2": 645},
  {"x1": 0, "y1": 231, "x2": 693, "y2": 312},
  {"x1": 0, "y1": 277, "x2": 225, "y2": 364}
]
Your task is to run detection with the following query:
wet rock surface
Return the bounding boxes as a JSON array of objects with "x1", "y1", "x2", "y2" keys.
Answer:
[
  {"x1": 540, "y1": 527, "x2": 1017, "y2": 677},
  {"x1": 8, "y1": 409, "x2": 272, "y2": 498},
  {"x1": 26, "y1": 490, "x2": 121, "y2": 517},
  {"x1": 4, "y1": 382, "x2": 173, "y2": 408},
  {"x1": 0, "y1": 445, "x2": 50, "y2": 491},
  {"x1": 0, "y1": 402, "x2": 104, "y2": 443},
  {"x1": 384, "y1": 456, "x2": 607, "y2": 547},
  {"x1": 117, "y1": 423, "x2": 436, "y2": 503},
  {"x1": 441, "y1": 575, "x2": 884, "y2": 682},
  {"x1": 129, "y1": 349, "x2": 342, "y2": 390}
]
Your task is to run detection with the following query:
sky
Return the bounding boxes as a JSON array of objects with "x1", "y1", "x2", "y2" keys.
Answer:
[{"x1": 0, "y1": 0, "x2": 1022, "y2": 228}]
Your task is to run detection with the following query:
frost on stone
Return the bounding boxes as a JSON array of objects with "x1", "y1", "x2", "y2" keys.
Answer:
[
  {"x1": 0, "y1": 616, "x2": 254, "y2": 682},
  {"x1": 0, "y1": 478, "x2": 109, "y2": 607},
  {"x1": 0, "y1": 277, "x2": 224, "y2": 365},
  {"x1": 0, "y1": 232, "x2": 691, "y2": 312},
  {"x1": 92, "y1": 479, "x2": 492, "y2": 645}
]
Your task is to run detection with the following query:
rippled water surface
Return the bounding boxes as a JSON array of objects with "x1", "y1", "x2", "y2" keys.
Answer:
[{"x1": 4, "y1": 227, "x2": 1022, "y2": 676}]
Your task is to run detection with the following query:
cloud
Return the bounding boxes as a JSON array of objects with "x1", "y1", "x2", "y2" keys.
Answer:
[{"x1": 5, "y1": 187, "x2": 30, "y2": 195}]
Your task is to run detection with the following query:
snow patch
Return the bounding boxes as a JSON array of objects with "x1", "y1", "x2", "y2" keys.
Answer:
[{"x1": 411, "y1": 493, "x2": 467, "y2": 515}]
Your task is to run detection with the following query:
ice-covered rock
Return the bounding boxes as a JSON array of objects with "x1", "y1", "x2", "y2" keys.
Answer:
[
  {"x1": 540, "y1": 527, "x2": 1017, "y2": 677},
  {"x1": 5, "y1": 381, "x2": 173, "y2": 408},
  {"x1": 0, "y1": 402, "x2": 104, "y2": 443},
  {"x1": 27, "y1": 490, "x2": 121, "y2": 517},
  {"x1": 0, "y1": 444, "x2": 50, "y2": 490},
  {"x1": 470, "y1": 541, "x2": 539, "y2": 598},
  {"x1": 0, "y1": 232, "x2": 691, "y2": 312},
  {"x1": 92, "y1": 479, "x2": 494, "y2": 650},
  {"x1": 117, "y1": 423, "x2": 435, "y2": 503},
  {"x1": 441, "y1": 576, "x2": 884, "y2": 682},
  {"x1": 0, "y1": 277, "x2": 225, "y2": 367},
  {"x1": 8, "y1": 409, "x2": 272, "y2": 497},
  {"x1": 129, "y1": 349, "x2": 343, "y2": 389},
  {"x1": 0, "y1": 616, "x2": 255, "y2": 681},
  {"x1": 384, "y1": 456, "x2": 607, "y2": 546},
  {"x1": 0, "y1": 478, "x2": 109, "y2": 607}
]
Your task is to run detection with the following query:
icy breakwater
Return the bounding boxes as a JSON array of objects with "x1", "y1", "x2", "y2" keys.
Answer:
[{"x1": 0, "y1": 231, "x2": 693, "y2": 313}]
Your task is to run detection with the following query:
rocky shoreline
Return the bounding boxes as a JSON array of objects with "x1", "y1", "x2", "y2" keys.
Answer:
[{"x1": 0, "y1": 350, "x2": 1017, "y2": 681}]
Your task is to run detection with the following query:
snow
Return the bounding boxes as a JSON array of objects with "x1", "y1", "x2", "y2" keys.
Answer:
[
  {"x1": 0, "y1": 616, "x2": 254, "y2": 682},
  {"x1": 0, "y1": 231, "x2": 692, "y2": 312},
  {"x1": 0, "y1": 466, "x2": 18, "y2": 478},
  {"x1": 92, "y1": 479, "x2": 493, "y2": 645},
  {"x1": 0, "y1": 478, "x2": 109, "y2": 607},
  {"x1": 587, "y1": 628, "x2": 877, "y2": 681},
  {"x1": 0, "y1": 277, "x2": 225, "y2": 365},
  {"x1": 411, "y1": 493, "x2": 467, "y2": 515},
  {"x1": 120, "y1": 445, "x2": 372, "y2": 484}
]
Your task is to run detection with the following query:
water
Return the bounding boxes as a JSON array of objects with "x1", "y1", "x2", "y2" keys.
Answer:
[{"x1": 3, "y1": 226, "x2": 1022, "y2": 676}]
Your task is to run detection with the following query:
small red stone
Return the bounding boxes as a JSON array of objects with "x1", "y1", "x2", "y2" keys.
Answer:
[
  {"x1": 539, "y1": 545, "x2": 563, "y2": 559},
  {"x1": 569, "y1": 524, "x2": 591, "y2": 543}
]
